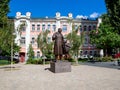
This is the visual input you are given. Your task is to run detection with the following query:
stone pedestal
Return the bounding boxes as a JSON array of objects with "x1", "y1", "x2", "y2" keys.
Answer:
[{"x1": 50, "y1": 60, "x2": 71, "y2": 73}]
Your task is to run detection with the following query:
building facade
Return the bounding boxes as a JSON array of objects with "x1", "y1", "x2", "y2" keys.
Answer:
[{"x1": 14, "y1": 12, "x2": 101, "y2": 62}]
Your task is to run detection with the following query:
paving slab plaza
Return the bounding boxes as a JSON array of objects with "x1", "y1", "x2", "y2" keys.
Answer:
[{"x1": 0, "y1": 62, "x2": 120, "y2": 90}]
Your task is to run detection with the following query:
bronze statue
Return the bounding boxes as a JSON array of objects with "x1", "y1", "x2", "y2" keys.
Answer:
[
  {"x1": 52, "y1": 28, "x2": 64, "y2": 60},
  {"x1": 63, "y1": 40, "x2": 71, "y2": 59}
]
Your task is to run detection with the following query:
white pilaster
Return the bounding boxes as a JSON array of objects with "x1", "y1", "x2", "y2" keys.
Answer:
[
  {"x1": 56, "y1": 12, "x2": 61, "y2": 30},
  {"x1": 25, "y1": 20, "x2": 31, "y2": 61}
]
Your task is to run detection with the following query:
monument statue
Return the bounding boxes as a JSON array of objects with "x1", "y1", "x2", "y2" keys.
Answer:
[
  {"x1": 51, "y1": 28, "x2": 71, "y2": 73},
  {"x1": 52, "y1": 28, "x2": 64, "y2": 60},
  {"x1": 63, "y1": 40, "x2": 71, "y2": 59}
]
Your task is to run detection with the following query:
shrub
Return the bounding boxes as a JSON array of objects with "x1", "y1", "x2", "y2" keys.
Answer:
[
  {"x1": 0, "y1": 60, "x2": 11, "y2": 65},
  {"x1": 45, "y1": 54, "x2": 54, "y2": 59},
  {"x1": 78, "y1": 58, "x2": 88, "y2": 62},
  {"x1": 27, "y1": 58, "x2": 43, "y2": 64},
  {"x1": 94, "y1": 57, "x2": 102, "y2": 62},
  {"x1": 102, "y1": 56, "x2": 113, "y2": 62},
  {"x1": 67, "y1": 58, "x2": 76, "y2": 62}
]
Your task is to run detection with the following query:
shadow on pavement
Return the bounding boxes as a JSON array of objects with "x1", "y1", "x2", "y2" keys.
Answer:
[{"x1": 0, "y1": 66, "x2": 16, "y2": 69}]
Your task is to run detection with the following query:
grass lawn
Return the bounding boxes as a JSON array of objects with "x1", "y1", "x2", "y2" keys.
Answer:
[{"x1": 0, "y1": 60, "x2": 11, "y2": 65}]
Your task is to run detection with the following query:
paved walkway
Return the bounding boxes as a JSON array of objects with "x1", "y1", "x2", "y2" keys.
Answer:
[{"x1": 0, "y1": 63, "x2": 120, "y2": 90}]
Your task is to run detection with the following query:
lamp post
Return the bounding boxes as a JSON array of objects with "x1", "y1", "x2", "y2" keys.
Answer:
[{"x1": 11, "y1": 32, "x2": 15, "y2": 69}]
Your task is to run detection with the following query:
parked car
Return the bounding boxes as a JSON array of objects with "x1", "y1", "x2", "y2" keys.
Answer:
[
  {"x1": 79, "y1": 55, "x2": 93, "y2": 59},
  {"x1": 114, "y1": 53, "x2": 120, "y2": 58},
  {"x1": 78, "y1": 55, "x2": 88, "y2": 59}
]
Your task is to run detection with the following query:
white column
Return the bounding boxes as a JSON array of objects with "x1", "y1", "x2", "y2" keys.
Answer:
[
  {"x1": 55, "y1": 12, "x2": 61, "y2": 30},
  {"x1": 25, "y1": 20, "x2": 31, "y2": 61},
  {"x1": 14, "y1": 20, "x2": 21, "y2": 46}
]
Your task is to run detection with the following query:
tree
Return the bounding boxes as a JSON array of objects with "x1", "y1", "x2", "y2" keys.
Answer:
[
  {"x1": 27, "y1": 44, "x2": 34, "y2": 60},
  {"x1": 0, "y1": 19, "x2": 20, "y2": 56},
  {"x1": 66, "y1": 24, "x2": 84, "y2": 64},
  {"x1": 0, "y1": 0, "x2": 10, "y2": 28},
  {"x1": 0, "y1": 0, "x2": 20, "y2": 56},
  {"x1": 37, "y1": 30, "x2": 53, "y2": 58},
  {"x1": 105, "y1": 0, "x2": 120, "y2": 33},
  {"x1": 90, "y1": 14, "x2": 120, "y2": 56}
]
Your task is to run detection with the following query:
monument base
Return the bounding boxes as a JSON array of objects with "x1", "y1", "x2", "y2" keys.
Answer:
[{"x1": 50, "y1": 60, "x2": 71, "y2": 73}]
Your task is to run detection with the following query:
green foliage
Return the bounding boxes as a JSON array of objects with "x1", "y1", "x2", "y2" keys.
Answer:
[
  {"x1": 94, "y1": 57, "x2": 102, "y2": 62},
  {"x1": 0, "y1": 19, "x2": 20, "y2": 55},
  {"x1": 27, "y1": 44, "x2": 34, "y2": 60},
  {"x1": 27, "y1": 58, "x2": 43, "y2": 64},
  {"x1": 94, "y1": 56, "x2": 113, "y2": 62},
  {"x1": 0, "y1": 0, "x2": 20, "y2": 55},
  {"x1": 0, "y1": 0, "x2": 10, "y2": 28},
  {"x1": 102, "y1": 56, "x2": 113, "y2": 62},
  {"x1": 66, "y1": 58, "x2": 76, "y2": 62},
  {"x1": 90, "y1": 14, "x2": 120, "y2": 56},
  {"x1": 37, "y1": 30, "x2": 53, "y2": 57},
  {"x1": 0, "y1": 60, "x2": 10, "y2": 65},
  {"x1": 66, "y1": 24, "x2": 84, "y2": 64},
  {"x1": 78, "y1": 58, "x2": 88, "y2": 62},
  {"x1": 66, "y1": 25, "x2": 84, "y2": 57},
  {"x1": 105, "y1": 0, "x2": 120, "y2": 33}
]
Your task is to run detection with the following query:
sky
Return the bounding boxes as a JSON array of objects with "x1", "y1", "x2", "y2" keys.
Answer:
[{"x1": 8, "y1": 0, "x2": 107, "y2": 19}]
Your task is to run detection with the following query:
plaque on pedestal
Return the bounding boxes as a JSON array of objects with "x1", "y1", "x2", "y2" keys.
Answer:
[{"x1": 50, "y1": 60, "x2": 71, "y2": 73}]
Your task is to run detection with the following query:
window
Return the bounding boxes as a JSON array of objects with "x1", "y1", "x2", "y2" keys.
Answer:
[
  {"x1": 47, "y1": 24, "x2": 51, "y2": 30},
  {"x1": 93, "y1": 25, "x2": 96, "y2": 30},
  {"x1": 80, "y1": 25, "x2": 82, "y2": 32},
  {"x1": 52, "y1": 25, "x2": 56, "y2": 31},
  {"x1": 84, "y1": 25, "x2": 87, "y2": 31},
  {"x1": 21, "y1": 26, "x2": 26, "y2": 32},
  {"x1": 88, "y1": 26, "x2": 92, "y2": 31},
  {"x1": 37, "y1": 51, "x2": 40, "y2": 58},
  {"x1": 84, "y1": 38, "x2": 88, "y2": 44},
  {"x1": 75, "y1": 25, "x2": 78, "y2": 30},
  {"x1": 20, "y1": 21, "x2": 26, "y2": 31},
  {"x1": 62, "y1": 25, "x2": 67, "y2": 32},
  {"x1": 84, "y1": 51, "x2": 88, "y2": 55},
  {"x1": 37, "y1": 24, "x2": 40, "y2": 31},
  {"x1": 47, "y1": 37, "x2": 51, "y2": 43},
  {"x1": 94, "y1": 51, "x2": 97, "y2": 56},
  {"x1": 32, "y1": 24, "x2": 35, "y2": 31},
  {"x1": 90, "y1": 51, "x2": 92, "y2": 55},
  {"x1": 20, "y1": 37, "x2": 25, "y2": 44},
  {"x1": 42, "y1": 24, "x2": 45, "y2": 31},
  {"x1": 31, "y1": 37, "x2": 35, "y2": 44}
]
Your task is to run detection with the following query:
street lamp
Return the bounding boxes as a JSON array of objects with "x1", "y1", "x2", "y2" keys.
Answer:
[{"x1": 11, "y1": 32, "x2": 15, "y2": 69}]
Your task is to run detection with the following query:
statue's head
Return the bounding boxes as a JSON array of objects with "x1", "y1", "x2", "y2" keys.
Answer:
[{"x1": 58, "y1": 28, "x2": 62, "y2": 33}]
